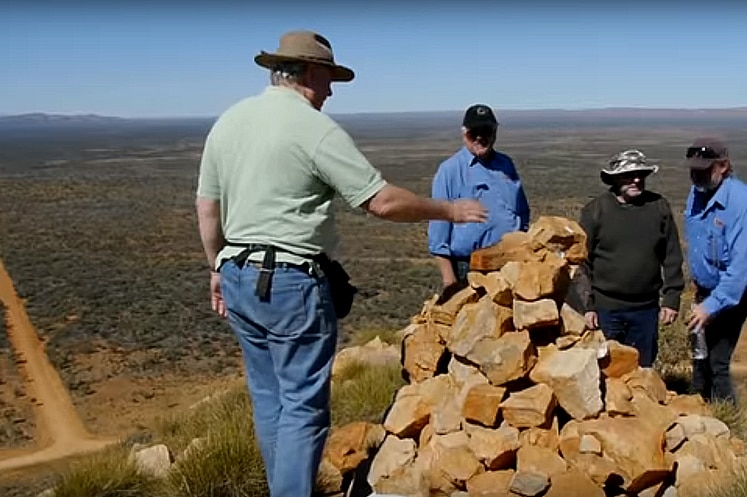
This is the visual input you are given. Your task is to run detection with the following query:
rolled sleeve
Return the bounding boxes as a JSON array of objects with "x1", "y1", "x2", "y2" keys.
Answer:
[
  {"x1": 313, "y1": 126, "x2": 387, "y2": 208},
  {"x1": 428, "y1": 162, "x2": 452, "y2": 256}
]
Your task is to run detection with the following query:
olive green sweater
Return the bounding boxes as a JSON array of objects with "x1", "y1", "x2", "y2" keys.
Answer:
[{"x1": 577, "y1": 190, "x2": 684, "y2": 312}]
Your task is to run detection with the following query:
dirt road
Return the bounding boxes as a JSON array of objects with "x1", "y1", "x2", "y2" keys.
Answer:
[{"x1": 0, "y1": 259, "x2": 115, "y2": 473}]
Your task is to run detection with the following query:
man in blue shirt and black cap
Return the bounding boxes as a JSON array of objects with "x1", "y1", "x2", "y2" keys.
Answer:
[
  {"x1": 684, "y1": 137, "x2": 747, "y2": 403},
  {"x1": 428, "y1": 104, "x2": 530, "y2": 292}
]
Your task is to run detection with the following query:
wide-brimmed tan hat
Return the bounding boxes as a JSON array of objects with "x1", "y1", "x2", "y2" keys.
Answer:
[{"x1": 254, "y1": 30, "x2": 355, "y2": 82}]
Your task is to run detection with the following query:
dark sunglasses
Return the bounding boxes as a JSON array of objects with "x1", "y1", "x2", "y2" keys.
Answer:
[
  {"x1": 467, "y1": 126, "x2": 496, "y2": 139},
  {"x1": 686, "y1": 146, "x2": 721, "y2": 160}
]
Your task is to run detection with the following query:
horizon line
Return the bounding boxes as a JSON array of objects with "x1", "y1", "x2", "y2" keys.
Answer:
[{"x1": 3, "y1": 105, "x2": 747, "y2": 121}]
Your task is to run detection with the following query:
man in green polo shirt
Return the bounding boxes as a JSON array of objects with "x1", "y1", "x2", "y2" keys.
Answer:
[{"x1": 195, "y1": 30, "x2": 486, "y2": 497}]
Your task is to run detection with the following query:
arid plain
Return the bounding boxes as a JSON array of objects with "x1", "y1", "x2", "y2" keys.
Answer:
[{"x1": 1, "y1": 109, "x2": 747, "y2": 495}]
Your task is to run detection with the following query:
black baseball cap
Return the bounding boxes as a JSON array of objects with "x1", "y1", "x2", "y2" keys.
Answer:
[{"x1": 463, "y1": 104, "x2": 498, "y2": 129}]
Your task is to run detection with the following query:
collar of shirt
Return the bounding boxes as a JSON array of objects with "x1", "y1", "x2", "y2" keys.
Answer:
[
  {"x1": 691, "y1": 176, "x2": 734, "y2": 216},
  {"x1": 263, "y1": 85, "x2": 313, "y2": 108},
  {"x1": 459, "y1": 146, "x2": 497, "y2": 168}
]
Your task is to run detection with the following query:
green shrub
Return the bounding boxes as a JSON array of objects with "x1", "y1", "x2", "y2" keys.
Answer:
[
  {"x1": 331, "y1": 361, "x2": 404, "y2": 426},
  {"x1": 52, "y1": 445, "x2": 161, "y2": 497}
]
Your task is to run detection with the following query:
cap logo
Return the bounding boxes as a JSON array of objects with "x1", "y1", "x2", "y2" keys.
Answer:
[{"x1": 477, "y1": 107, "x2": 488, "y2": 116}]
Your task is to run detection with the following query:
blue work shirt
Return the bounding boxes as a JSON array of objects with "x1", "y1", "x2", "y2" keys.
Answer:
[
  {"x1": 428, "y1": 146, "x2": 530, "y2": 258},
  {"x1": 684, "y1": 176, "x2": 747, "y2": 316}
]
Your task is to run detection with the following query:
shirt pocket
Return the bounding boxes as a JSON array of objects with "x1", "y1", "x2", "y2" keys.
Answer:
[
  {"x1": 706, "y1": 224, "x2": 729, "y2": 269},
  {"x1": 473, "y1": 177, "x2": 520, "y2": 211}
]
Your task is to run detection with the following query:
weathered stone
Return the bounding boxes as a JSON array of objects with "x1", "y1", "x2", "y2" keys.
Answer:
[
  {"x1": 578, "y1": 417, "x2": 671, "y2": 493},
  {"x1": 332, "y1": 336, "x2": 401, "y2": 379},
  {"x1": 604, "y1": 377, "x2": 635, "y2": 416},
  {"x1": 448, "y1": 298, "x2": 514, "y2": 357},
  {"x1": 579, "y1": 434, "x2": 603, "y2": 455},
  {"x1": 624, "y1": 368, "x2": 668, "y2": 404},
  {"x1": 403, "y1": 324, "x2": 447, "y2": 383},
  {"x1": 673, "y1": 453, "x2": 707, "y2": 486},
  {"x1": 368, "y1": 435, "x2": 428, "y2": 496},
  {"x1": 325, "y1": 422, "x2": 385, "y2": 474},
  {"x1": 665, "y1": 423, "x2": 687, "y2": 452},
  {"x1": 518, "y1": 416, "x2": 560, "y2": 451},
  {"x1": 500, "y1": 261, "x2": 522, "y2": 288},
  {"x1": 468, "y1": 271, "x2": 513, "y2": 306},
  {"x1": 526, "y1": 215, "x2": 588, "y2": 264},
  {"x1": 470, "y1": 231, "x2": 546, "y2": 271},
  {"x1": 430, "y1": 285, "x2": 480, "y2": 326},
  {"x1": 573, "y1": 329, "x2": 608, "y2": 359},
  {"x1": 132, "y1": 444, "x2": 172, "y2": 478},
  {"x1": 559, "y1": 303, "x2": 586, "y2": 336},
  {"x1": 666, "y1": 395, "x2": 710, "y2": 416},
  {"x1": 558, "y1": 419, "x2": 581, "y2": 461},
  {"x1": 677, "y1": 433, "x2": 738, "y2": 471},
  {"x1": 448, "y1": 356, "x2": 489, "y2": 388},
  {"x1": 316, "y1": 457, "x2": 343, "y2": 494},
  {"x1": 383, "y1": 375, "x2": 452, "y2": 438},
  {"x1": 600, "y1": 340, "x2": 640, "y2": 378},
  {"x1": 432, "y1": 391, "x2": 463, "y2": 435},
  {"x1": 513, "y1": 259, "x2": 570, "y2": 302},
  {"x1": 516, "y1": 445, "x2": 567, "y2": 478},
  {"x1": 500, "y1": 383, "x2": 556, "y2": 429},
  {"x1": 465, "y1": 423, "x2": 521, "y2": 470},
  {"x1": 529, "y1": 347, "x2": 603, "y2": 420},
  {"x1": 466, "y1": 470, "x2": 514, "y2": 497},
  {"x1": 630, "y1": 390, "x2": 680, "y2": 433},
  {"x1": 462, "y1": 383, "x2": 506, "y2": 427},
  {"x1": 571, "y1": 452, "x2": 625, "y2": 486},
  {"x1": 544, "y1": 468, "x2": 605, "y2": 497},
  {"x1": 555, "y1": 334, "x2": 580, "y2": 349},
  {"x1": 513, "y1": 298, "x2": 560, "y2": 330},
  {"x1": 428, "y1": 433, "x2": 484, "y2": 490},
  {"x1": 467, "y1": 330, "x2": 537, "y2": 386},
  {"x1": 509, "y1": 470, "x2": 550, "y2": 497}
]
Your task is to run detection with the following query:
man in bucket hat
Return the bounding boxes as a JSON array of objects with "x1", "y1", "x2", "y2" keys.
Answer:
[
  {"x1": 428, "y1": 104, "x2": 530, "y2": 291},
  {"x1": 195, "y1": 30, "x2": 487, "y2": 496},
  {"x1": 577, "y1": 149, "x2": 684, "y2": 367},
  {"x1": 683, "y1": 137, "x2": 747, "y2": 403}
]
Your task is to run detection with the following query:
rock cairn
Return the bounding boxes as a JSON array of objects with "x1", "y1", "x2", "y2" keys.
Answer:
[{"x1": 365, "y1": 216, "x2": 745, "y2": 497}]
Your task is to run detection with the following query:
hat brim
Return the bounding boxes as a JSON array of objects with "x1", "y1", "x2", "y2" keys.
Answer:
[
  {"x1": 600, "y1": 165, "x2": 658, "y2": 185},
  {"x1": 254, "y1": 52, "x2": 355, "y2": 82},
  {"x1": 683, "y1": 157, "x2": 716, "y2": 170}
]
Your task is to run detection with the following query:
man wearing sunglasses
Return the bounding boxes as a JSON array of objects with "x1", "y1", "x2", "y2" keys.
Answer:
[
  {"x1": 428, "y1": 104, "x2": 530, "y2": 292},
  {"x1": 577, "y1": 150, "x2": 684, "y2": 368},
  {"x1": 684, "y1": 137, "x2": 747, "y2": 404}
]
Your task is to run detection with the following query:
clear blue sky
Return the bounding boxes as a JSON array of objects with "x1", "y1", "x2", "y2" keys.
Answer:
[{"x1": 2, "y1": 1, "x2": 746, "y2": 118}]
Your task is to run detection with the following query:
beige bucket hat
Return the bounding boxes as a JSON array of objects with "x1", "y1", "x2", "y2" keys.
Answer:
[
  {"x1": 600, "y1": 149, "x2": 659, "y2": 185},
  {"x1": 254, "y1": 30, "x2": 355, "y2": 82}
]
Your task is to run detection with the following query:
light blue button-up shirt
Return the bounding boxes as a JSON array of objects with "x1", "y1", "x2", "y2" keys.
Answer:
[
  {"x1": 685, "y1": 176, "x2": 747, "y2": 316},
  {"x1": 428, "y1": 146, "x2": 530, "y2": 259}
]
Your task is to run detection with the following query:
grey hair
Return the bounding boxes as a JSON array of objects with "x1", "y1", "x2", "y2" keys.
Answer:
[{"x1": 270, "y1": 61, "x2": 307, "y2": 86}]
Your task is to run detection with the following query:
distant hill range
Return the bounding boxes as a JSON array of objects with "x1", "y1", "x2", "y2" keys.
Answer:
[{"x1": 2, "y1": 108, "x2": 747, "y2": 139}]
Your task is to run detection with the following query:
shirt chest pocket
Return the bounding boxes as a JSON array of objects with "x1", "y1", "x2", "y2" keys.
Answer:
[
  {"x1": 471, "y1": 177, "x2": 520, "y2": 210},
  {"x1": 706, "y1": 223, "x2": 729, "y2": 269}
]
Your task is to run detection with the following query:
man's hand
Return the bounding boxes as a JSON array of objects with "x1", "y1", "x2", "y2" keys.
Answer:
[
  {"x1": 687, "y1": 303, "x2": 710, "y2": 332},
  {"x1": 584, "y1": 311, "x2": 599, "y2": 330},
  {"x1": 449, "y1": 199, "x2": 488, "y2": 224},
  {"x1": 210, "y1": 271, "x2": 227, "y2": 318},
  {"x1": 659, "y1": 307, "x2": 678, "y2": 325}
]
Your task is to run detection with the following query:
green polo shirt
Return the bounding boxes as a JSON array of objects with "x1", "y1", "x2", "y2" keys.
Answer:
[{"x1": 197, "y1": 86, "x2": 387, "y2": 267}]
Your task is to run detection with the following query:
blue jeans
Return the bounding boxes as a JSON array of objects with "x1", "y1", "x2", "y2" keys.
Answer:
[
  {"x1": 597, "y1": 305, "x2": 660, "y2": 367},
  {"x1": 220, "y1": 260, "x2": 337, "y2": 497}
]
